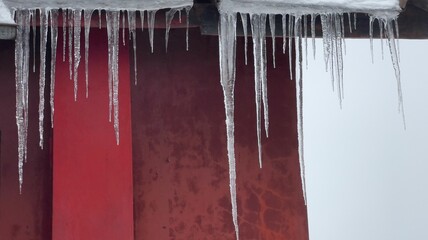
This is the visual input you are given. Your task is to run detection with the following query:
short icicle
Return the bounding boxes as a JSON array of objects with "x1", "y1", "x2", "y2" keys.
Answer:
[
  {"x1": 68, "y1": 9, "x2": 73, "y2": 80},
  {"x1": 240, "y1": 13, "x2": 248, "y2": 65},
  {"x1": 269, "y1": 14, "x2": 276, "y2": 68},
  {"x1": 62, "y1": 9, "x2": 67, "y2": 62},
  {"x1": 185, "y1": 6, "x2": 191, "y2": 51},
  {"x1": 147, "y1": 10, "x2": 157, "y2": 53},
  {"x1": 311, "y1": 14, "x2": 316, "y2": 59},
  {"x1": 218, "y1": 12, "x2": 239, "y2": 240},
  {"x1": 38, "y1": 9, "x2": 48, "y2": 149},
  {"x1": 128, "y1": 10, "x2": 137, "y2": 85},
  {"x1": 73, "y1": 9, "x2": 82, "y2": 101},
  {"x1": 30, "y1": 9, "x2": 36, "y2": 73},
  {"x1": 282, "y1": 14, "x2": 287, "y2": 54},
  {"x1": 84, "y1": 9, "x2": 94, "y2": 98}
]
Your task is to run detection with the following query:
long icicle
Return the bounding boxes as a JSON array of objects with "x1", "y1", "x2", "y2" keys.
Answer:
[
  {"x1": 84, "y1": 9, "x2": 94, "y2": 98},
  {"x1": 106, "y1": 10, "x2": 121, "y2": 144},
  {"x1": 165, "y1": 8, "x2": 178, "y2": 52},
  {"x1": 38, "y1": 9, "x2": 48, "y2": 149},
  {"x1": 50, "y1": 9, "x2": 59, "y2": 128},
  {"x1": 147, "y1": 10, "x2": 156, "y2": 53},
  {"x1": 15, "y1": 10, "x2": 31, "y2": 192},
  {"x1": 384, "y1": 18, "x2": 406, "y2": 128},
  {"x1": 218, "y1": 12, "x2": 239, "y2": 240},
  {"x1": 250, "y1": 13, "x2": 267, "y2": 168},
  {"x1": 294, "y1": 15, "x2": 307, "y2": 205}
]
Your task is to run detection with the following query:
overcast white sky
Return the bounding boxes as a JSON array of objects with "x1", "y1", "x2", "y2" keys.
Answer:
[{"x1": 304, "y1": 39, "x2": 428, "y2": 240}]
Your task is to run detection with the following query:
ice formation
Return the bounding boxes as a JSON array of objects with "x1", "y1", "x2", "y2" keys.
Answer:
[
  {"x1": 10, "y1": 0, "x2": 192, "y2": 189},
  {"x1": 218, "y1": 0, "x2": 403, "y2": 239},
  {"x1": 9, "y1": 0, "x2": 404, "y2": 239}
]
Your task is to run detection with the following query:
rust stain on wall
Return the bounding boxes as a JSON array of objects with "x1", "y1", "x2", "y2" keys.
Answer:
[{"x1": 131, "y1": 28, "x2": 308, "y2": 240}]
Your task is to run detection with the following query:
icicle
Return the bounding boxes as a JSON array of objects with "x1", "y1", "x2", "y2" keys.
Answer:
[
  {"x1": 139, "y1": 10, "x2": 145, "y2": 32},
  {"x1": 394, "y1": 19, "x2": 400, "y2": 61},
  {"x1": 294, "y1": 16, "x2": 307, "y2": 205},
  {"x1": 269, "y1": 14, "x2": 276, "y2": 68},
  {"x1": 353, "y1": 13, "x2": 357, "y2": 30},
  {"x1": 218, "y1": 12, "x2": 239, "y2": 240},
  {"x1": 347, "y1": 12, "x2": 352, "y2": 33},
  {"x1": 165, "y1": 8, "x2": 178, "y2": 52},
  {"x1": 128, "y1": 11, "x2": 137, "y2": 85},
  {"x1": 178, "y1": 9, "x2": 182, "y2": 23},
  {"x1": 147, "y1": 10, "x2": 156, "y2": 53},
  {"x1": 379, "y1": 19, "x2": 384, "y2": 60},
  {"x1": 38, "y1": 9, "x2": 48, "y2": 149},
  {"x1": 250, "y1": 13, "x2": 268, "y2": 168},
  {"x1": 73, "y1": 9, "x2": 82, "y2": 101},
  {"x1": 288, "y1": 15, "x2": 294, "y2": 80},
  {"x1": 84, "y1": 9, "x2": 94, "y2": 98},
  {"x1": 62, "y1": 9, "x2": 67, "y2": 62},
  {"x1": 68, "y1": 9, "x2": 74, "y2": 80},
  {"x1": 320, "y1": 14, "x2": 345, "y2": 104},
  {"x1": 311, "y1": 14, "x2": 316, "y2": 59},
  {"x1": 384, "y1": 18, "x2": 406, "y2": 127},
  {"x1": 340, "y1": 14, "x2": 346, "y2": 56},
  {"x1": 122, "y1": 10, "x2": 126, "y2": 46},
  {"x1": 282, "y1": 14, "x2": 286, "y2": 54},
  {"x1": 30, "y1": 9, "x2": 36, "y2": 73},
  {"x1": 369, "y1": 16, "x2": 374, "y2": 63},
  {"x1": 98, "y1": 9, "x2": 102, "y2": 29},
  {"x1": 50, "y1": 9, "x2": 59, "y2": 128},
  {"x1": 240, "y1": 13, "x2": 248, "y2": 65},
  {"x1": 303, "y1": 15, "x2": 308, "y2": 68},
  {"x1": 106, "y1": 10, "x2": 120, "y2": 144},
  {"x1": 185, "y1": 6, "x2": 191, "y2": 51},
  {"x1": 15, "y1": 9, "x2": 31, "y2": 192}
]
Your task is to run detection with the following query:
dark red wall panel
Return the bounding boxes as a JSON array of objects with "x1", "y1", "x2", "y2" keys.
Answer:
[
  {"x1": 52, "y1": 28, "x2": 134, "y2": 240},
  {"x1": 0, "y1": 40, "x2": 52, "y2": 240},
  {"x1": 131, "y1": 28, "x2": 308, "y2": 240}
]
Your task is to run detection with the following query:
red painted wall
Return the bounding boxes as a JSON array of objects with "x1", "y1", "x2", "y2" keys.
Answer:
[
  {"x1": 52, "y1": 27, "x2": 134, "y2": 240},
  {"x1": 0, "y1": 22, "x2": 308, "y2": 240},
  {"x1": 131, "y1": 28, "x2": 308, "y2": 239}
]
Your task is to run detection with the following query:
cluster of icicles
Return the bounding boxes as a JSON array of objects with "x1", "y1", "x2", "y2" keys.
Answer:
[
  {"x1": 219, "y1": 11, "x2": 403, "y2": 240},
  {"x1": 13, "y1": 7, "x2": 191, "y2": 192},
  {"x1": 14, "y1": 6, "x2": 403, "y2": 240}
]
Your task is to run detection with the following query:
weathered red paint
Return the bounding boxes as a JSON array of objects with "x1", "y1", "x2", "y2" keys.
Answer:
[
  {"x1": 52, "y1": 28, "x2": 134, "y2": 240},
  {"x1": 131, "y1": 28, "x2": 308, "y2": 239},
  {"x1": 0, "y1": 40, "x2": 52, "y2": 240}
]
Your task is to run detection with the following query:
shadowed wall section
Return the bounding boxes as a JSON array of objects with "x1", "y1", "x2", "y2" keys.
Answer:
[
  {"x1": 0, "y1": 40, "x2": 52, "y2": 240},
  {"x1": 131, "y1": 28, "x2": 308, "y2": 240}
]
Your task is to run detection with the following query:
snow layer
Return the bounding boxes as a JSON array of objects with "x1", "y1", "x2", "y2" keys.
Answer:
[
  {"x1": 219, "y1": 0, "x2": 402, "y2": 15},
  {"x1": 4, "y1": 0, "x2": 192, "y2": 11},
  {"x1": 0, "y1": 0, "x2": 14, "y2": 24}
]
